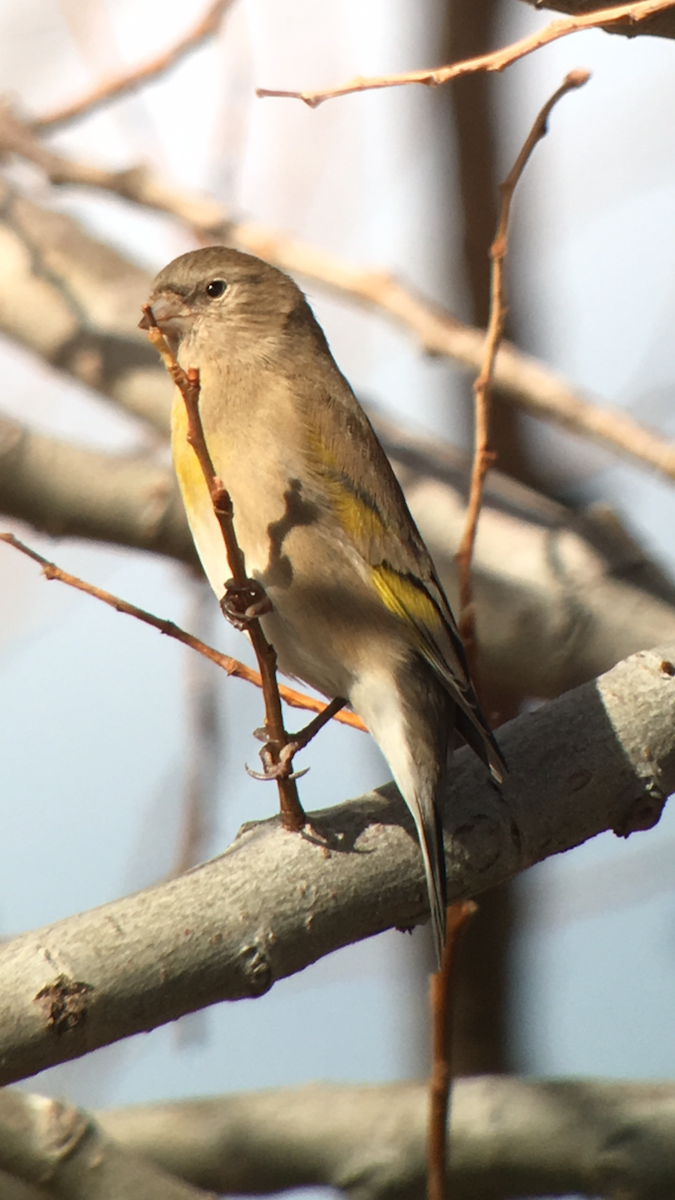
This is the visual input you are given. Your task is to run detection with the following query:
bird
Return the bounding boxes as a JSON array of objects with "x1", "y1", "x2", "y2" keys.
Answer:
[{"x1": 140, "y1": 246, "x2": 505, "y2": 967}]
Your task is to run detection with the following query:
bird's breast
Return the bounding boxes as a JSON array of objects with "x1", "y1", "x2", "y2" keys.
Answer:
[{"x1": 170, "y1": 364, "x2": 407, "y2": 700}]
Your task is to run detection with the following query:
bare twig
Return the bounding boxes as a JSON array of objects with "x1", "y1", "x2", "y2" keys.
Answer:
[
  {"x1": 427, "y1": 901, "x2": 477, "y2": 1200},
  {"x1": 256, "y1": 0, "x2": 675, "y2": 106},
  {"x1": 142, "y1": 315, "x2": 307, "y2": 830},
  {"x1": 0, "y1": 532, "x2": 365, "y2": 732},
  {"x1": 455, "y1": 69, "x2": 589, "y2": 656},
  {"x1": 33, "y1": 0, "x2": 237, "y2": 134}
]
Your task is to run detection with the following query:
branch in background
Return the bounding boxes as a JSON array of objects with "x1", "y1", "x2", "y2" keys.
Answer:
[
  {"x1": 0, "y1": 415, "x2": 194, "y2": 559},
  {"x1": 0, "y1": 106, "x2": 228, "y2": 237},
  {"x1": 0, "y1": 642, "x2": 672, "y2": 1085},
  {"x1": 0, "y1": 1089, "x2": 214, "y2": 1200},
  {"x1": 456, "y1": 69, "x2": 589, "y2": 655},
  {"x1": 4, "y1": 413, "x2": 675, "y2": 700},
  {"x1": 4, "y1": 1077, "x2": 675, "y2": 1199},
  {"x1": 517, "y1": 0, "x2": 675, "y2": 39},
  {"x1": 1, "y1": 156, "x2": 674, "y2": 490},
  {"x1": 0, "y1": 178, "x2": 172, "y2": 433},
  {"x1": 33, "y1": 0, "x2": 237, "y2": 134},
  {"x1": 83, "y1": 1077, "x2": 675, "y2": 1199},
  {"x1": 256, "y1": 0, "x2": 675, "y2": 105}
]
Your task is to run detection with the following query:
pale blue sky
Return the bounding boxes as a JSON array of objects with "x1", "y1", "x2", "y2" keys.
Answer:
[{"x1": 1, "y1": 0, "x2": 675, "y2": 1134}]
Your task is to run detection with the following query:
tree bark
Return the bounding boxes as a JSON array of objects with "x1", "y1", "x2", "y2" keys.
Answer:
[
  {"x1": 3, "y1": 1078, "x2": 675, "y2": 1199},
  {"x1": 0, "y1": 642, "x2": 672, "y2": 1086}
]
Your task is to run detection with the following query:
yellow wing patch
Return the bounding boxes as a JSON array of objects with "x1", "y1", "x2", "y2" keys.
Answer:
[
  {"x1": 308, "y1": 425, "x2": 451, "y2": 665},
  {"x1": 371, "y1": 563, "x2": 444, "y2": 633},
  {"x1": 307, "y1": 426, "x2": 387, "y2": 543},
  {"x1": 371, "y1": 562, "x2": 471, "y2": 695},
  {"x1": 331, "y1": 488, "x2": 387, "y2": 542}
]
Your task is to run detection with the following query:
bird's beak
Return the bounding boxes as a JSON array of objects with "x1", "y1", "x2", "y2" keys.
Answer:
[{"x1": 138, "y1": 291, "x2": 193, "y2": 334}]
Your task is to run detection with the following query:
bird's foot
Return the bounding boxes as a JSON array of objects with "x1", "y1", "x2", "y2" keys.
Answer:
[
  {"x1": 220, "y1": 578, "x2": 273, "y2": 629},
  {"x1": 246, "y1": 738, "x2": 308, "y2": 783}
]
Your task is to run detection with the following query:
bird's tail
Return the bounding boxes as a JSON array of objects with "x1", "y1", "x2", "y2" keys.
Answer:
[
  {"x1": 350, "y1": 670, "x2": 452, "y2": 970},
  {"x1": 409, "y1": 784, "x2": 448, "y2": 970}
]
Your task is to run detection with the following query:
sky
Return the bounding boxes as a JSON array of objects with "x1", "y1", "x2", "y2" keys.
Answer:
[{"x1": 1, "y1": 0, "x2": 675, "y2": 1167}]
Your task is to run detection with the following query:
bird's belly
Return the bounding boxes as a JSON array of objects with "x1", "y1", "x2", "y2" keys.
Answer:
[
  {"x1": 252, "y1": 527, "x2": 375, "y2": 701},
  {"x1": 172, "y1": 391, "x2": 407, "y2": 701}
]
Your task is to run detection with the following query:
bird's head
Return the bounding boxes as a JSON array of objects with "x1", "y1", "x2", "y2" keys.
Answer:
[{"x1": 139, "y1": 246, "x2": 314, "y2": 364}]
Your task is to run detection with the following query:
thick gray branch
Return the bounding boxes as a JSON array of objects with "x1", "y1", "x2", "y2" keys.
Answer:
[
  {"x1": 93, "y1": 1077, "x2": 675, "y2": 1200},
  {"x1": 0, "y1": 644, "x2": 673, "y2": 1087},
  {"x1": 3, "y1": 1078, "x2": 675, "y2": 1199},
  {"x1": 0, "y1": 1089, "x2": 214, "y2": 1199},
  {"x1": 517, "y1": 0, "x2": 675, "y2": 40}
]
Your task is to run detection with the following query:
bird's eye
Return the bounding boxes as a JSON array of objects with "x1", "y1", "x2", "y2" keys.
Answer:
[{"x1": 206, "y1": 279, "x2": 227, "y2": 298}]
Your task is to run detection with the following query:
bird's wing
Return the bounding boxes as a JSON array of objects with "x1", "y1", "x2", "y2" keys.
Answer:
[{"x1": 301, "y1": 373, "x2": 506, "y2": 779}]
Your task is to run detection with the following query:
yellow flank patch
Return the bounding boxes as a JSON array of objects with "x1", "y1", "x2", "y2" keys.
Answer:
[
  {"x1": 171, "y1": 390, "x2": 212, "y2": 515},
  {"x1": 371, "y1": 564, "x2": 443, "y2": 631},
  {"x1": 170, "y1": 387, "x2": 233, "y2": 598}
]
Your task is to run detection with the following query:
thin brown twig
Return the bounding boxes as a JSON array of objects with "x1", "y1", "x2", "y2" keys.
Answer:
[
  {"x1": 455, "y1": 68, "x2": 589, "y2": 660},
  {"x1": 257, "y1": 0, "x2": 675, "y2": 107},
  {"x1": 0, "y1": 532, "x2": 365, "y2": 733},
  {"x1": 33, "y1": 0, "x2": 237, "y2": 134},
  {"x1": 428, "y1": 901, "x2": 477, "y2": 1200},
  {"x1": 142, "y1": 315, "x2": 309, "y2": 831}
]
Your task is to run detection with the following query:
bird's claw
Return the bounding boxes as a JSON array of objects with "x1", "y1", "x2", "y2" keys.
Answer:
[
  {"x1": 245, "y1": 760, "x2": 309, "y2": 783},
  {"x1": 220, "y1": 578, "x2": 273, "y2": 629},
  {"x1": 245, "y1": 738, "x2": 309, "y2": 783}
]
